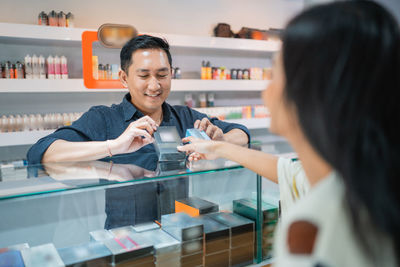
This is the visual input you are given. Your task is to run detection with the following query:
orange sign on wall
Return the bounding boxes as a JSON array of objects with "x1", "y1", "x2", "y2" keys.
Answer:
[{"x1": 81, "y1": 31, "x2": 124, "y2": 89}]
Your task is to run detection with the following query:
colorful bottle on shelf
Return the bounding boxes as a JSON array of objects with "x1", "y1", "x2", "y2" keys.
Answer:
[
  {"x1": 92, "y1": 56, "x2": 99, "y2": 80},
  {"x1": 24, "y1": 55, "x2": 32, "y2": 79},
  {"x1": 39, "y1": 55, "x2": 46, "y2": 79},
  {"x1": 47, "y1": 55, "x2": 55, "y2": 79},
  {"x1": 54, "y1": 55, "x2": 61, "y2": 79},
  {"x1": 61, "y1": 56, "x2": 68, "y2": 79},
  {"x1": 32, "y1": 54, "x2": 39, "y2": 79}
]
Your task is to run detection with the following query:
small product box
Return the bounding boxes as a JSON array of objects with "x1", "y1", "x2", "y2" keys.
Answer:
[
  {"x1": 102, "y1": 237, "x2": 154, "y2": 265},
  {"x1": 175, "y1": 196, "x2": 219, "y2": 217},
  {"x1": 20, "y1": 243, "x2": 64, "y2": 267},
  {"x1": 161, "y1": 212, "x2": 204, "y2": 242},
  {"x1": 206, "y1": 212, "x2": 254, "y2": 248},
  {"x1": 130, "y1": 228, "x2": 181, "y2": 260},
  {"x1": 0, "y1": 250, "x2": 25, "y2": 267},
  {"x1": 89, "y1": 229, "x2": 114, "y2": 242},
  {"x1": 109, "y1": 225, "x2": 136, "y2": 238},
  {"x1": 57, "y1": 241, "x2": 112, "y2": 267},
  {"x1": 185, "y1": 128, "x2": 211, "y2": 140},
  {"x1": 232, "y1": 198, "x2": 279, "y2": 222}
]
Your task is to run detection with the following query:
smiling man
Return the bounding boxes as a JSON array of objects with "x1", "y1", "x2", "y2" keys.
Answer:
[{"x1": 27, "y1": 35, "x2": 250, "y2": 164}]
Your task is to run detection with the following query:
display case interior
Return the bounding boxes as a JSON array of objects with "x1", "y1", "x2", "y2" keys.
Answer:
[{"x1": 0, "y1": 151, "x2": 281, "y2": 266}]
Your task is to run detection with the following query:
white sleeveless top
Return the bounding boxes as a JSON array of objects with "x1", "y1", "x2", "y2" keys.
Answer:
[
  {"x1": 273, "y1": 171, "x2": 397, "y2": 267},
  {"x1": 277, "y1": 157, "x2": 310, "y2": 215}
]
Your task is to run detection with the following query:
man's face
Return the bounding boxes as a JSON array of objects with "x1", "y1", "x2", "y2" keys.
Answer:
[{"x1": 120, "y1": 48, "x2": 171, "y2": 115}]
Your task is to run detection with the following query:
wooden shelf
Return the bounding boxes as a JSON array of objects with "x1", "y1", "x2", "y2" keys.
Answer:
[{"x1": 0, "y1": 79, "x2": 268, "y2": 93}]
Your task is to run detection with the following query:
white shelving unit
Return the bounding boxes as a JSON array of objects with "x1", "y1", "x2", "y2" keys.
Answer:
[
  {"x1": 228, "y1": 118, "x2": 270, "y2": 129},
  {"x1": 0, "y1": 79, "x2": 268, "y2": 93},
  {"x1": 0, "y1": 22, "x2": 277, "y2": 153},
  {"x1": 0, "y1": 118, "x2": 270, "y2": 147},
  {"x1": 0, "y1": 22, "x2": 280, "y2": 52}
]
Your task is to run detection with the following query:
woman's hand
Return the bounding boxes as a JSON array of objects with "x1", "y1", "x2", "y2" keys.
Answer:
[{"x1": 178, "y1": 136, "x2": 222, "y2": 161}]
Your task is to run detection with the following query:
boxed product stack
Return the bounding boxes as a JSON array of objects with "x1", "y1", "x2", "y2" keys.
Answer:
[
  {"x1": 161, "y1": 212, "x2": 204, "y2": 267},
  {"x1": 195, "y1": 215, "x2": 230, "y2": 267},
  {"x1": 129, "y1": 227, "x2": 181, "y2": 267},
  {"x1": 57, "y1": 241, "x2": 112, "y2": 266},
  {"x1": 89, "y1": 227, "x2": 155, "y2": 266},
  {"x1": 232, "y1": 198, "x2": 279, "y2": 259},
  {"x1": 206, "y1": 212, "x2": 255, "y2": 267}
]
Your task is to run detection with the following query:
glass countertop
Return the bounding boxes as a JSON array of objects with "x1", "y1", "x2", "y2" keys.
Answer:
[
  {"x1": 0, "y1": 138, "x2": 295, "y2": 201},
  {"x1": 0, "y1": 151, "x2": 243, "y2": 200}
]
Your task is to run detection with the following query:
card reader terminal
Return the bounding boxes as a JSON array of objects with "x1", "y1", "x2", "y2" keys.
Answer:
[{"x1": 154, "y1": 126, "x2": 186, "y2": 161}]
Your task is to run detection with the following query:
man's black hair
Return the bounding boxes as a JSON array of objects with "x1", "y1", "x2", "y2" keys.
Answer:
[{"x1": 120, "y1": 34, "x2": 172, "y2": 74}]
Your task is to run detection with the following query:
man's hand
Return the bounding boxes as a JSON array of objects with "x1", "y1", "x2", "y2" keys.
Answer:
[
  {"x1": 194, "y1": 118, "x2": 224, "y2": 140},
  {"x1": 108, "y1": 116, "x2": 157, "y2": 155}
]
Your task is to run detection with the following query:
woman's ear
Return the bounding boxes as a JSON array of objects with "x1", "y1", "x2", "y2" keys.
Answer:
[{"x1": 119, "y1": 70, "x2": 128, "y2": 88}]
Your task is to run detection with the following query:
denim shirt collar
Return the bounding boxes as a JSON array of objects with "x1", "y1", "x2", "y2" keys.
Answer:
[{"x1": 122, "y1": 93, "x2": 171, "y2": 122}]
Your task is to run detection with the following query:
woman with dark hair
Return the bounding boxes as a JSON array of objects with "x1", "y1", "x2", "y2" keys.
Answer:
[{"x1": 178, "y1": 0, "x2": 400, "y2": 265}]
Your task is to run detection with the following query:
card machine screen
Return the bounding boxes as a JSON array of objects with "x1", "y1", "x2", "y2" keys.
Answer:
[
  {"x1": 154, "y1": 126, "x2": 186, "y2": 162},
  {"x1": 159, "y1": 131, "x2": 176, "y2": 143}
]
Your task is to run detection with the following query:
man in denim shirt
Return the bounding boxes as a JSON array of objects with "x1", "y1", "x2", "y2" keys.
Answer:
[{"x1": 27, "y1": 35, "x2": 249, "y2": 164}]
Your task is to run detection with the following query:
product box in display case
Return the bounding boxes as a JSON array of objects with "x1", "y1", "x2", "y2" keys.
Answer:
[
  {"x1": 195, "y1": 215, "x2": 230, "y2": 267},
  {"x1": 20, "y1": 243, "x2": 64, "y2": 267},
  {"x1": 89, "y1": 229, "x2": 114, "y2": 242},
  {"x1": 0, "y1": 243, "x2": 30, "y2": 267},
  {"x1": 57, "y1": 241, "x2": 112, "y2": 267},
  {"x1": 233, "y1": 198, "x2": 279, "y2": 222},
  {"x1": 161, "y1": 212, "x2": 204, "y2": 242},
  {"x1": 195, "y1": 215, "x2": 230, "y2": 254},
  {"x1": 206, "y1": 212, "x2": 255, "y2": 266},
  {"x1": 175, "y1": 196, "x2": 219, "y2": 217},
  {"x1": 0, "y1": 250, "x2": 25, "y2": 267},
  {"x1": 0, "y1": 151, "x2": 276, "y2": 266},
  {"x1": 233, "y1": 198, "x2": 279, "y2": 259},
  {"x1": 102, "y1": 237, "x2": 154, "y2": 266},
  {"x1": 109, "y1": 225, "x2": 137, "y2": 239},
  {"x1": 129, "y1": 228, "x2": 181, "y2": 261}
]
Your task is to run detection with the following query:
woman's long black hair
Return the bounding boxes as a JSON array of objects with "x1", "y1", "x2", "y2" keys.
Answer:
[{"x1": 282, "y1": 0, "x2": 400, "y2": 263}]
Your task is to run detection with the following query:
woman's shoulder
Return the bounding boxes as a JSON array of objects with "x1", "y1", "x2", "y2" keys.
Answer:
[{"x1": 275, "y1": 173, "x2": 396, "y2": 267}]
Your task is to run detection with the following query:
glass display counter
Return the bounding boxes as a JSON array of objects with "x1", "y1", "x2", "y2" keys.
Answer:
[{"x1": 0, "y1": 150, "x2": 281, "y2": 266}]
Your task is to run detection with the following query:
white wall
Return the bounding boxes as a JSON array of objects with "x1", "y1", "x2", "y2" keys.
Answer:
[{"x1": 0, "y1": 0, "x2": 304, "y2": 35}]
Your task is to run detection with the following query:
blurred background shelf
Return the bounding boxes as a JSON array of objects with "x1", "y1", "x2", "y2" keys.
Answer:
[{"x1": 0, "y1": 79, "x2": 268, "y2": 93}]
